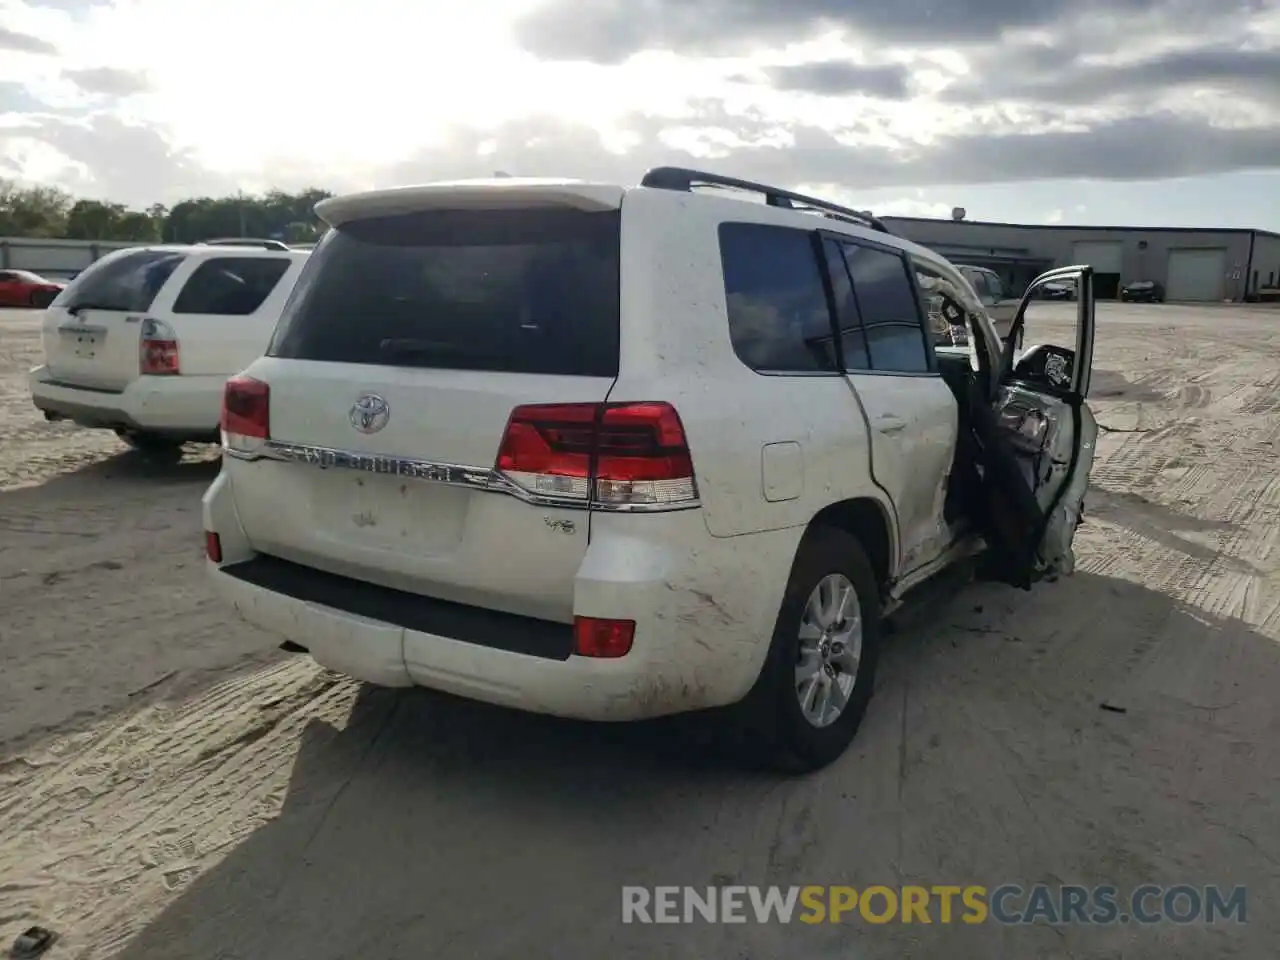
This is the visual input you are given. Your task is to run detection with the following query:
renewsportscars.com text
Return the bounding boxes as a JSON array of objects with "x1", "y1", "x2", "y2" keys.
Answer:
[{"x1": 621, "y1": 885, "x2": 1247, "y2": 926}]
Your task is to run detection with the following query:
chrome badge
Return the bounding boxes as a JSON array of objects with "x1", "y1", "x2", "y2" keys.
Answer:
[{"x1": 349, "y1": 393, "x2": 391, "y2": 434}]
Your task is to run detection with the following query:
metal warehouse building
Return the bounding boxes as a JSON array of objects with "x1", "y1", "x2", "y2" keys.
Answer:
[{"x1": 880, "y1": 215, "x2": 1280, "y2": 303}]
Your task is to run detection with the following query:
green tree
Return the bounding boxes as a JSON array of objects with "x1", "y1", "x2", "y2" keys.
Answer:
[
  {"x1": 0, "y1": 180, "x2": 72, "y2": 237},
  {"x1": 1, "y1": 183, "x2": 335, "y2": 244},
  {"x1": 113, "y1": 211, "x2": 161, "y2": 242},
  {"x1": 65, "y1": 199, "x2": 128, "y2": 239}
]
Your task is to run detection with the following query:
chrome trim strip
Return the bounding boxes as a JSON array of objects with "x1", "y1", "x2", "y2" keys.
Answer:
[{"x1": 224, "y1": 440, "x2": 701, "y2": 514}]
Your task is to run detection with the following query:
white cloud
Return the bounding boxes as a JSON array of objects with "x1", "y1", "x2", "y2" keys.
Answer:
[{"x1": 0, "y1": 0, "x2": 1276, "y2": 219}]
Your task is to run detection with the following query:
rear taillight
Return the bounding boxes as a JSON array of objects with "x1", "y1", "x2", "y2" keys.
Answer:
[
  {"x1": 221, "y1": 375, "x2": 269, "y2": 450},
  {"x1": 205, "y1": 531, "x2": 222, "y2": 563},
  {"x1": 573, "y1": 616, "x2": 635, "y2": 658},
  {"x1": 140, "y1": 318, "x2": 180, "y2": 375},
  {"x1": 495, "y1": 401, "x2": 697, "y2": 509}
]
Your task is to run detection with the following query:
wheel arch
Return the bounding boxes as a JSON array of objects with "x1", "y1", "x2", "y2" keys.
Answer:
[{"x1": 801, "y1": 496, "x2": 897, "y2": 592}]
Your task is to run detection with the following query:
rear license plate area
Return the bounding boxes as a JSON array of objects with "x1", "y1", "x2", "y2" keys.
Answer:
[
  {"x1": 61, "y1": 326, "x2": 103, "y2": 359},
  {"x1": 311, "y1": 471, "x2": 469, "y2": 553}
]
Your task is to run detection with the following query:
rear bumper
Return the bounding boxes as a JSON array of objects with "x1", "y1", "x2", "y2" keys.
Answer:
[
  {"x1": 203, "y1": 470, "x2": 800, "y2": 722},
  {"x1": 28, "y1": 365, "x2": 224, "y2": 436}
]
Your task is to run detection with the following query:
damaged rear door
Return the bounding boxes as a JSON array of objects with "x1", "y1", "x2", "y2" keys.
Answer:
[{"x1": 972, "y1": 266, "x2": 1097, "y2": 588}]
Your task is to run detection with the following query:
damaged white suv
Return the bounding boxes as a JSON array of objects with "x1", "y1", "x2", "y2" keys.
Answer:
[{"x1": 203, "y1": 168, "x2": 1097, "y2": 772}]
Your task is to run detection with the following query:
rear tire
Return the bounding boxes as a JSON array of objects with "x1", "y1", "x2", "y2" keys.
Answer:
[
  {"x1": 732, "y1": 527, "x2": 882, "y2": 774},
  {"x1": 115, "y1": 429, "x2": 185, "y2": 457}
]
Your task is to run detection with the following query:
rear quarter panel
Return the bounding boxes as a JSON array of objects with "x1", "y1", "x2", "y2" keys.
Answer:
[{"x1": 612, "y1": 189, "x2": 894, "y2": 549}]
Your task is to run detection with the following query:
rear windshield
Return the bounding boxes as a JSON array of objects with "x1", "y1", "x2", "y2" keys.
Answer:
[
  {"x1": 267, "y1": 207, "x2": 620, "y2": 377},
  {"x1": 54, "y1": 249, "x2": 186, "y2": 313}
]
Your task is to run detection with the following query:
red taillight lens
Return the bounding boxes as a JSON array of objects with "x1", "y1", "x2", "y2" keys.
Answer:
[
  {"x1": 573, "y1": 616, "x2": 635, "y2": 658},
  {"x1": 205, "y1": 531, "x2": 222, "y2": 563},
  {"x1": 221, "y1": 376, "x2": 270, "y2": 441},
  {"x1": 140, "y1": 318, "x2": 181, "y2": 375},
  {"x1": 495, "y1": 401, "x2": 697, "y2": 508},
  {"x1": 496, "y1": 403, "x2": 599, "y2": 478},
  {"x1": 141, "y1": 339, "x2": 180, "y2": 374},
  {"x1": 595, "y1": 402, "x2": 695, "y2": 482}
]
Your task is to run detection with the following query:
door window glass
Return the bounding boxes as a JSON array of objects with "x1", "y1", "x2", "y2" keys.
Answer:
[
  {"x1": 821, "y1": 239, "x2": 869, "y2": 370},
  {"x1": 841, "y1": 242, "x2": 931, "y2": 373}
]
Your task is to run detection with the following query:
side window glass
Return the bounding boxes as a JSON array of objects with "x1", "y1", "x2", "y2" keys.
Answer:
[
  {"x1": 986, "y1": 272, "x2": 1006, "y2": 300},
  {"x1": 718, "y1": 223, "x2": 838, "y2": 373},
  {"x1": 841, "y1": 242, "x2": 931, "y2": 374},
  {"x1": 821, "y1": 239, "x2": 869, "y2": 370},
  {"x1": 173, "y1": 257, "x2": 291, "y2": 316}
]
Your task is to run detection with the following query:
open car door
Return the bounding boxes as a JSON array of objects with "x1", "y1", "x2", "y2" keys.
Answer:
[{"x1": 969, "y1": 265, "x2": 1097, "y2": 589}]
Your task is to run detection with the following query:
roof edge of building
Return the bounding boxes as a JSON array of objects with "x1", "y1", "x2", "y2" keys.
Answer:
[{"x1": 880, "y1": 216, "x2": 1280, "y2": 240}]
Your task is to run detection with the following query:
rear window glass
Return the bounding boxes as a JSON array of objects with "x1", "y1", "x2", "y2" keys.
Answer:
[
  {"x1": 267, "y1": 207, "x2": 620, "y2": 377},
  {"x1": 173, "y1": 257, "x2": 292, "y2": 315},
  {"x1": 56, "y1": 249, "x2": 185, "y2": 313}
]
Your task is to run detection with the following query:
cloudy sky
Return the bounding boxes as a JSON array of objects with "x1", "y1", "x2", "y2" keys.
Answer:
[{"x1": 2, "y1": 0, "x2": 1278, "y2": 228}]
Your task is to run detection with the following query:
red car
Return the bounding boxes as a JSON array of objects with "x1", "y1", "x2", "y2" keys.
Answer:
[{"x1": 0, "y1": 269, "x2": 67, "y2": 308}]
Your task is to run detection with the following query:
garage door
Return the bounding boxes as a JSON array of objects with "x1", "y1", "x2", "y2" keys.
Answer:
[
  {"x1": 1166, "y1": 248, "x2": 1227, "y2": 301},
  {"x1": 1071, "y1": 241, "x2": 1124, "y2": 273}
]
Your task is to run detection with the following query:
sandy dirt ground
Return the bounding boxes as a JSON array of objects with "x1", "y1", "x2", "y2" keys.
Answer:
[{"x1": 1, "y1": 303, "x2": 1278, "y2": 959}]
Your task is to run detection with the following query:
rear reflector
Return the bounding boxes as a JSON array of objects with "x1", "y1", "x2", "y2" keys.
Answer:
[
  {"x1": 221, "y1": 376, "x2": 270, "y2": 448},
  {"x1": 496, "y1": 401, "x2": 697, "y2": 508},
  {"x1": 573, "y1": 616, "x2": 635, "y2": 658},
  {"x1": 205, "y1": 531, "x2": 222, "y2": 563}
]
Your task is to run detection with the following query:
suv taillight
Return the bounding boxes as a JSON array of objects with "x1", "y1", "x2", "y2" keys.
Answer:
[
  {"x1": 221, "y1": 375, "x2": 269, "y2": 451},
  {"x1": 495, "y1": 402, "x2": 698, "y2": 509},
  {"x1": 140, "y1": 318, "x2": 180, "y2": 375}
]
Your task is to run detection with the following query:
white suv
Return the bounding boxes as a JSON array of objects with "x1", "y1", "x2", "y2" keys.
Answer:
[
  {"x1": 29, "y1": 241, "x2": 309, "y2": 452},
  {"x1": 203, "y1": 169, "x2": 1098, "y2": 771}
]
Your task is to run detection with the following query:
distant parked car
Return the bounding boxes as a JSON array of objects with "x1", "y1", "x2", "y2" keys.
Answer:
[
  {"x1": 956, "y1": 265, "x2": 1021, "y2": 335},
  {"x1": 29, "y1": 242, "x2": 309, "y2": 452},
  {"x1": 1040, "y1": 281, "x2": 1076, "y2": 301},
  {"x1": 0, "y1": 269, "x2": 66, "y2": 308},
  {"x1": 1121, "y1": 280, "x2": 1165, "y2": 303}
]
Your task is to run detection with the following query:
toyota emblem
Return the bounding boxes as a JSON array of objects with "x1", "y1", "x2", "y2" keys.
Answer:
[{"x1": 349, "y1": 393, "x2": 391, "y2": 434}]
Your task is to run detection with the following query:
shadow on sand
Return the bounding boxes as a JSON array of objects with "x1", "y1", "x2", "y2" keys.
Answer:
[
  {"x1": 116, "y1": 570, "x2": 1279, "y2": 960},
  {"x1": 1, "y1": 444, "x2": 220, "y2": 508}
]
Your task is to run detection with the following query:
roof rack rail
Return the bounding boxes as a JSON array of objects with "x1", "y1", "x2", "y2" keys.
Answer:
[
  {"x1": 200, "y1": 238, "x2": 292, "y2": 251},
  {"x1": 639, "y1": 166, "x2": 893, "y2": 235}
]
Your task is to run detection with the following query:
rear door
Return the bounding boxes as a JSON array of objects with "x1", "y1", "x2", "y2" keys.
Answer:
[
  {"x1": 231, "y1": 198, "x2": 622, "y2": 623},
  {"x1": 972, "y1": 266, "x2": 1096, "y2": 588},
  {"x1": 822, "y1": 235, "x2": 959, "y2": 574},
  {"x1": 156, "y1": 254, "x2": 304, "y2": 375},
  {"x1": 41, "y1": 249, "x2": 187, "y2": 391}
]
